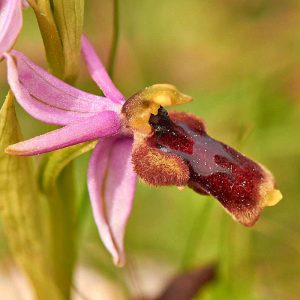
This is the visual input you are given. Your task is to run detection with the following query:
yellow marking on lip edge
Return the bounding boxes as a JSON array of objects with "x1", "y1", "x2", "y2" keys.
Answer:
[{"x1": 264, "y1": 189, "x2": 282, "y2": 207}]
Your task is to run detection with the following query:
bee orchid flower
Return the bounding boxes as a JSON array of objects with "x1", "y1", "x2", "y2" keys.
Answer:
[{"x1": 3, "y1": 36, "x2": 282, "y2": 266}]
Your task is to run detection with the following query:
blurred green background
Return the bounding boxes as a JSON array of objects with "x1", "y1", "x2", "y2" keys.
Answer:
[{"x1": 1, "y1": 0, "x2": 300, "y2": 299}]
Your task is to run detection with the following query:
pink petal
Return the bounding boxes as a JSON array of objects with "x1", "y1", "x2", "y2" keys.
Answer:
[
  {"x1": 5, "y1": 51, "x2": 121, "y2": 126},
  {"x1": 0, "y1": 0, "x2": 22, "y2": 59},
  {"x1": 6, "y1": 111, "x2": 121, "y2": 156},
  {"x1": 81, "y1": 35, "x2": 125, "y2": 104},
  {"x1": 87, "y1": 137, "x2": 136, "y2": 266}
]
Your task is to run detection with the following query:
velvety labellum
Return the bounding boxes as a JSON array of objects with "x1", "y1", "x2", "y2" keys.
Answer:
[{"x1": 146, "y1": 108, "x2": 279, "y2": 226}]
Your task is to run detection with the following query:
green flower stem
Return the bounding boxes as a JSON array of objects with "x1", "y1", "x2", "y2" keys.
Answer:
[
  {"x1": 180, "y1": 199, "x2": 213, "y2": 270},
  {"x1": 46, "y1": 164, "x2": 76, "y2": 299},
  {"x1": 75, "y1": 185, "x2": 89, "y2": 233},
  {"x1": 108, "y1": 0, "x2": 120, "y2": 78}
]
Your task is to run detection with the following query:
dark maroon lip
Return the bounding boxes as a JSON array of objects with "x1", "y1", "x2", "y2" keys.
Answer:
[{"x1": 148, "y1": 107, "x2": 267, "y2": 225}]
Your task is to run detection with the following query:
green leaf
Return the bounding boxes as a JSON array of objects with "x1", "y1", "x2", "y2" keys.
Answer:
[{"x1": 0, "y1": 92, "x2": 63, "y2": 300}]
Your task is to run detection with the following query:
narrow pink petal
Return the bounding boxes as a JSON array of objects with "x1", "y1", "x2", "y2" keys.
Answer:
[
  {"x1": 88, "y1": 137, "x2": 136, "y2": 266},
  {"x1": 6, "y1": 111, "x2": 121, "y2": 156},
  {"x1": 5, "y1": 51, "x2": 121, "y2": 125},
  {"x1": 81, "y1": 35, "x2": 125, "y2": 104},
  {"x1": 0, "y1": 0, "x2": 22, "y2": 59}
]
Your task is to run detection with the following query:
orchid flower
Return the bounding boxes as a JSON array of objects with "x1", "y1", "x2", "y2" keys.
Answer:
[
  {"x1": 3, "y1": 36, "x2": 282, "y2": 266},
  {"x1": 0, "y1": 0, "x2": 24, "y2": 60}
]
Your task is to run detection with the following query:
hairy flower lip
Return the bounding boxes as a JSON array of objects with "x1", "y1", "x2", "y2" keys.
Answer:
[
  {"x1": 132, "y1": 141, "x2": 190, "y2": 186},
  {"x1": 132, "y1": 108, "x2": 282, "y2": 227},
  {"x1": 123, "y1": 88, "x2": 282, "y2": 227}
]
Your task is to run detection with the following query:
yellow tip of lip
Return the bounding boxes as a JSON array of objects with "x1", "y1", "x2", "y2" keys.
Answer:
[{"x1": 265, "y1": 189, "x2": 282, "y2": 207}]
